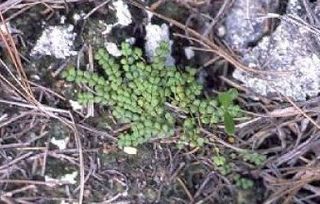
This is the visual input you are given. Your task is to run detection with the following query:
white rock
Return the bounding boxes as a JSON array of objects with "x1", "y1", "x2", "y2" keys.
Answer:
[
  {"x1": 45, "y1": 171, "x2": 78, "y2": 185},
  {"x1": 125, "y1": 37, "x2": 136, "y2": 45},
  {"x1": 60, "y1": 16, "x2": 66, "y2": 24},
  {"x1": 112, "y1": 0, "x2": 132, "y2": 27},
  {"x1": 217, "y1": 25, "x2": 226, "y2": 37},
  {"x1": 123, "y1": 146, "x2": 137, "y2": 155},
  {"x1": 31, "y1": 25, "x2": 77, "y2": 59},
  {"x1": 102, "y1": 24, "x2": 114, "y2": 35},
  {"x1": 44, "y1": 175, "x2": 56, "y2": 184},
  {"x1": 105, "y1": 42, "x2": 122, "y2": 57},
  {"x1": 73, "y1": 12, "x2": 85, "y2": 23},
  {"x1": 69, "y1": 100, "x2": 83, "y2": 111},
  {"x1": 184, "y1": 46, "x2": 195, "y2": 60},
  {"x1": 100, "y1": 0, "x2": 132, "y2": 35},
  {"x1": 60, "y1": 171, "x2": 78, "y2": 184},
  {"x1": 30, "y1": 74, "x2": 40, "y2": 81},
  {"x1": 50, "y1": 137, "x2": 69, "y2": 150},
  {"x1": 73, "y1": 13, "x2": 81, "y2": 22},
  {"x1": 145, "y1": 23, "x2": 175, "y2": 65}
]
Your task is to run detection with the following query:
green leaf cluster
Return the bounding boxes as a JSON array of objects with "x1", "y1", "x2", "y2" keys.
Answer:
[
  {"x1": 234, "y1": 175, "x2": 254, "y2": 190},
  {"x1": 177, "y1": 118, "x2": 205, "y2": 148},
  {"x1": 218, "y1": 89, "x2": 240, "y2": 135},
  {"x1": 62, "y1": 41, "x2": 241, "y2": 147},
  {"x1": 240, "y1": 151, "x2": 266, "y2": 166},
  {"x1": 212, "y1": 155, "x2": 232, "y2": 175}
]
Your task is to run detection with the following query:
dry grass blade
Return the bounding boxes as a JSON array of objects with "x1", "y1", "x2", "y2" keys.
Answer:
[
  {"x1": 200, "y1": 128, "x2": 244, "y2": 152},
  {"x1": 0, "y1": 11, "x2": 36, "y2": 103},
  {"x1": 0, "y1": 11, "x2": 85, "y2": 203},
  {"x1": 264, "y1": 167, "x2": 320, "y2": 204},
  {"x1": 0, "y1": 179, "x2": 73, "y2": 186},
  {"x1": 283, "y1": 95, "x2": 320, "y2": 130},
  {"x1": 0, "y1": 99, "x2": 85, "y2": 203}
]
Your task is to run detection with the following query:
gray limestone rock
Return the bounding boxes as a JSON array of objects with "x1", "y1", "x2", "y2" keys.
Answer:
[
  {"x1": 224, "y1": 0, "x2": 320, "y2": 100},
  {"x1": 224, "y1": 0, "x2": 278, "y2": 52}
]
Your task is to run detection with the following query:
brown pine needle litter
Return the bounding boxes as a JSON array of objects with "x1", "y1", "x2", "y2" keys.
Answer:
[{"x1": 0, "y1": 0, "x2": 320, "y2": 203}]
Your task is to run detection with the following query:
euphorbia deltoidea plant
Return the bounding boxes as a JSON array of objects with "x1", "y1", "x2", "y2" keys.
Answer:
[{"x1": 62, "y1": 41, "x2": 241, "y2": 148}]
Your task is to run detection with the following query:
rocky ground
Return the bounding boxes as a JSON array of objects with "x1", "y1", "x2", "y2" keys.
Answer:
[{"x1": 1, "y1": 1, "x2": 320, "y2": 204}]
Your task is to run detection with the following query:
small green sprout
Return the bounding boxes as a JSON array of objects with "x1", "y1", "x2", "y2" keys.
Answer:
[{"x1": 218, "y1": 89, "x2": 240, "y2": 135}]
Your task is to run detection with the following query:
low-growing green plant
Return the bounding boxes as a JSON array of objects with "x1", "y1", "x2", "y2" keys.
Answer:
[
  {"x1": 240, "y1": 151, "x2": 267, "y2": 166},
  {"x1": 234, "y1": 175, "x2": 254, "y2": 190},
  {"x1": 218, "y1": 89, "x2": 239, "y2": 135},
  {"x1": 62, "y1": 41, "x2": 241, "y2": 148},
  {"x1": 212, "y1": 155, "x2": 232, "y2": 175}
]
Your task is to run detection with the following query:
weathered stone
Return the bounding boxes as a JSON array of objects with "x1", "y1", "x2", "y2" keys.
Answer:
[
  {"x1": 224, "y1": 0, "x2": 320, "y2": 100},
  {"x1": 224, "y1": 0, "x2": 278, "y2": 52},
  {"x1": 31, "y1": 25, "x2": 77, "y2": 59}
]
